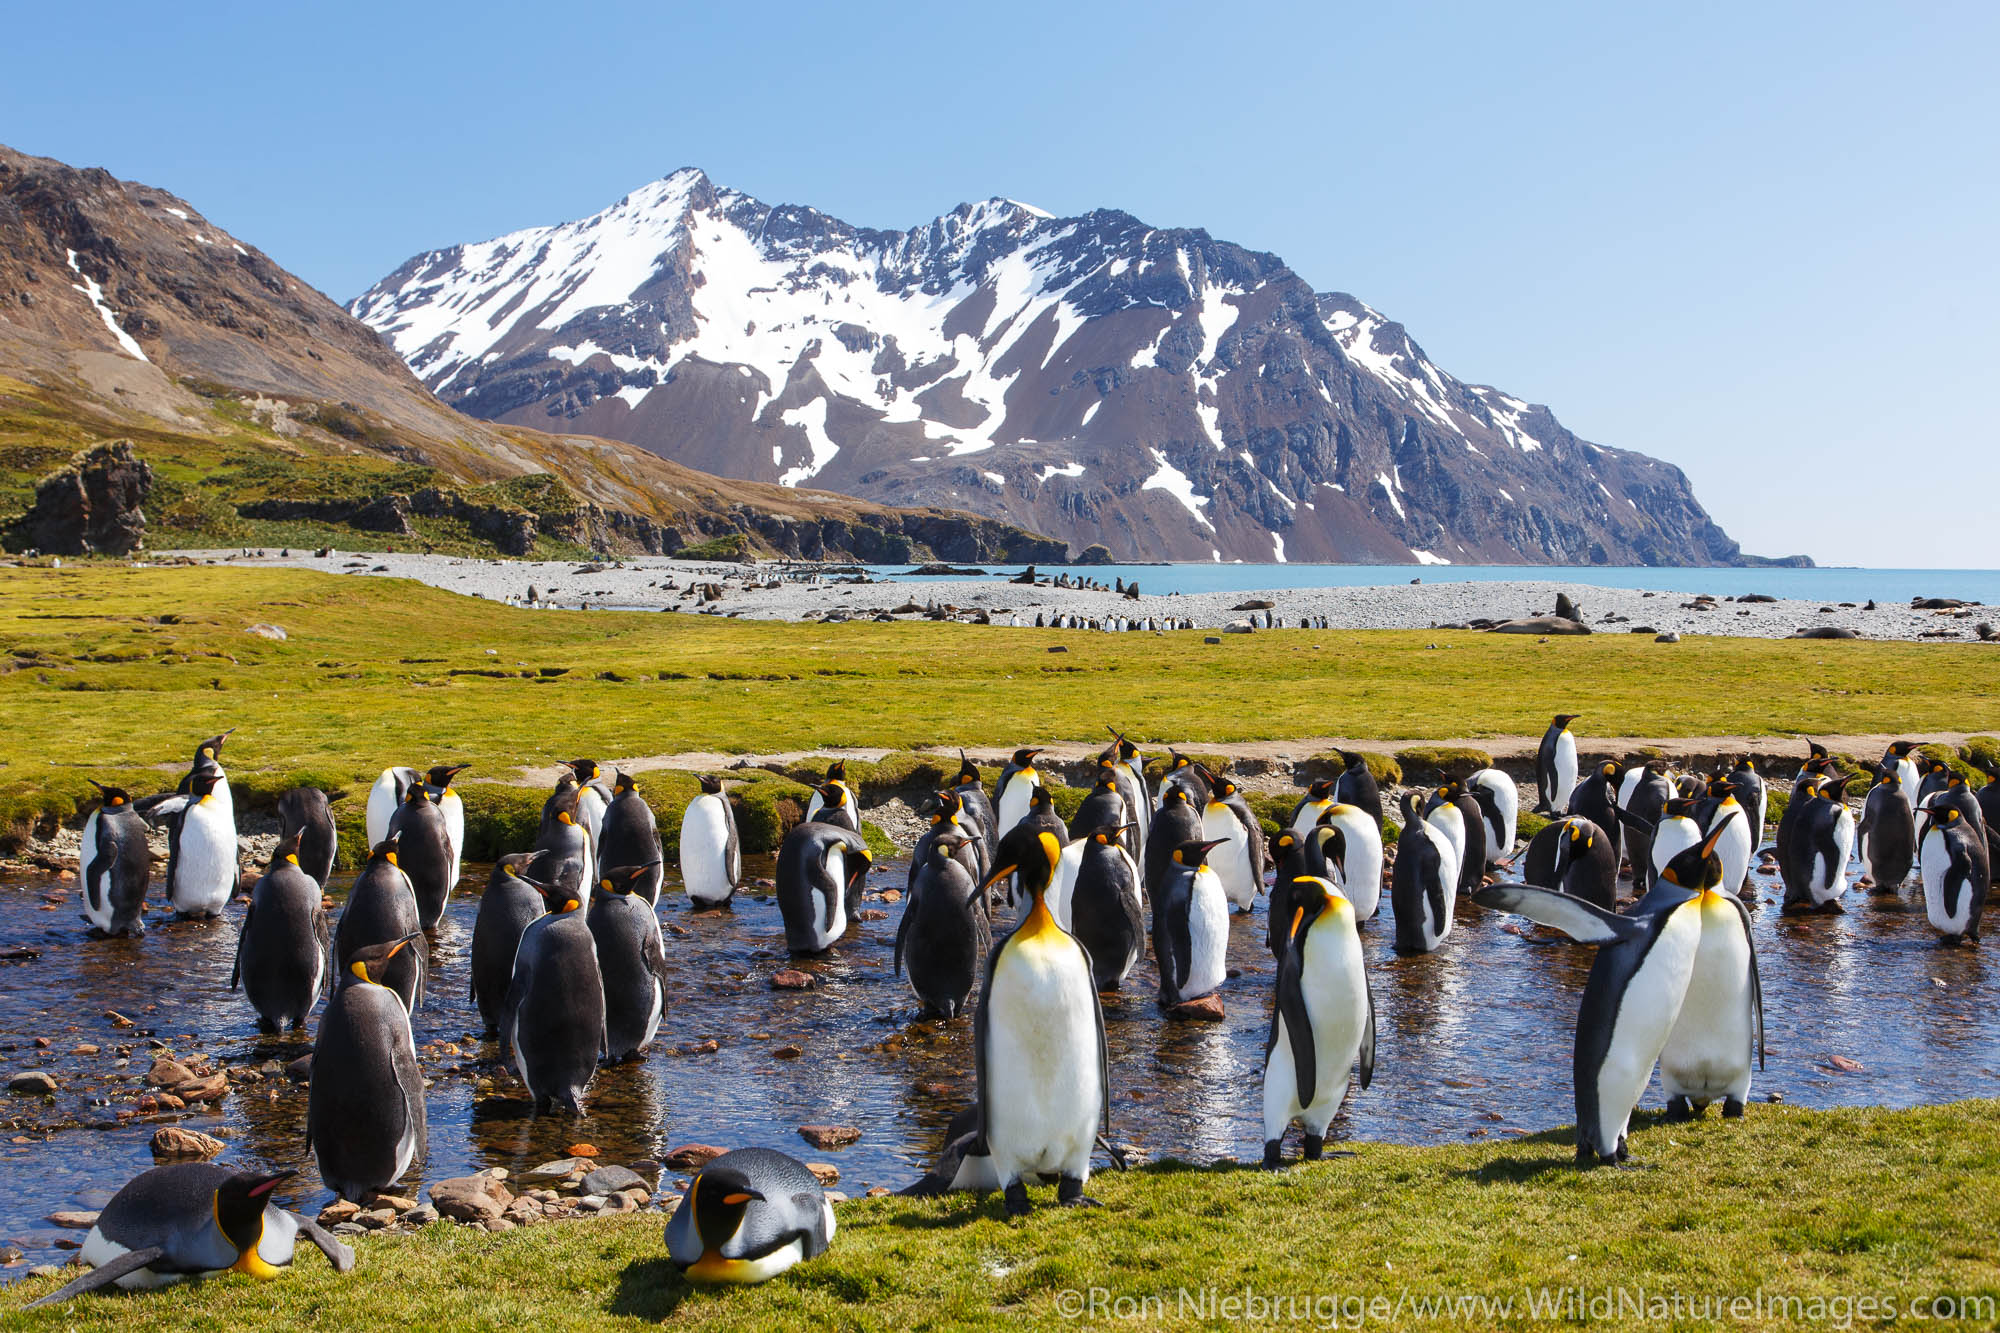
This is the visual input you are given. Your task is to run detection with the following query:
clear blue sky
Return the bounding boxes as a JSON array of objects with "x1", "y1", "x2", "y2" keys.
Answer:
[{"x1": 5, "y1": 1, "x2": 1993, "y2": 567}]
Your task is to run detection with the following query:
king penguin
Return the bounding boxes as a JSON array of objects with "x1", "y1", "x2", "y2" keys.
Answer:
[
  {"x1": 896, "y1": 831, "x2": 989, "y2": 1018},
  {"x1": 1780, "y1": 774, "x2": 1855, "y2": 912},
  {"x1": 306, "y1": 934, "x2": 427, "y2": 1201},
  {"x1": 528, "y1": 808, "x2": 596, "y2": 897},
  {"x1": 334, "y1": 838, "x2": 426, "y2": 1015},
  {"x1": 1391, "y1": 792, "x2": 1459, "y2": 953},
  {"x1": 597, "y1": 770, "x2": 664, "y2": 904},
  {"x1": 1657, "y1": 811, "x2": 1764, "y2": 1121},
  {"x1": 504, "y1": 875, "x2": 608, "y2": 1114},
  {"x1": 386, "y1": 783, "x2": 453, "y2": 930},
  {"x1": 1858, "y1": 769, "x2": 1916, "y2": 892},
  {"x1": 161, "y1": 769, "x2": 237, "y2": 919},
  {"x1": 1072, "y1": 768, "x2": 1131, "y2": 856},
  {"x1": 1618, "y1": 763, "x2": 1674, "y2": 894},
  {"x1": 1315, "y1": 806, "x2": 1383, "y2": 920},
  {"x1": 589, "y1": 864, "x2": 671, "y2": 1060},
  {"x1": 566, "y1": 759, "x2": 613, "y2": 841},
  {"x1": 1261, "y1": 875, "x2": 1375, "y2": 1168},
  {"x1": 470, "y1": 856, "x2": 544, "y2": 1038},
  {"x1": 276, "y1": 786, "x2": 338, "y2": 889},
  {"x1": 776, "y1": 820, "x2": 873, "y2": 954},
  {"x1": 665, "y1": 1148, "x2": 835, "y2": 1284},
  {"x1": 1524, "y1": 815, "x2": 1619, "y2": 911},
  {"x1": 1567, "y1": 760, "x2": 1625, "y2": 868},
  {"x1": 802, "y1": 758, "x2": 852, "y2": 825},
  {"x1": 1144, "y1": 786, "x2": 1205, "y2": 909},
  {"x1": 1197, "y1": 767, "x2": 1266, "y2": 913},
  {"x1": 230, "y1": 831, "x2": 330, "y2": 1033},
  {"x1": 1466, "y1": 767, "x2": 1519, "y2": 867},
  {"x1": 78, "y1": 782, "x2": 149, "y2": 937},
  {"x1": 22, "y1": 1164, "x2": 353, "y2": 1309},
  {"x1": 911, "y1": 790, "x2": 984, "y2": 895},
  {"x1": 424, "y1": 763, "x2": 470, "y2": 893},
  {"x1": 1474, "y1": 819, "x2": 1737, "y2": 1166},
  {"x1": 1068, "y1": 823, "x2": 1145, "y2": 991},
  {"x1": 994, "y1": 747, "x2": 1046, "y2": 837},
  {"x1": 365, "y1": 766, "x2": 419, "y2": 849},
  {"x1": 1535, "y1": 714, "x2": 1581, "y2": 814},
  {"x1": 1151, "y1": 838, "x2": 1231, "y2": 1005},
  {"x1": 1106, "y1": 730, "x2": 1151, "y2": 852},
  {"x1": 949, "y1": 751, "x2": 998, "y2": 870},
  {"x1": 679, "y1": 774, "x2": 741, "y2": 909},
  {"x1": 1883, "y1": 740, "x2": 1925, "y2": 806},
  {"x1": 1333, "y1": 751, "x2": 1383, "y2": 829},
  {"x1": 1918, "y1": 803, "x2": 1991, "y2": 944},
  {"x1": 973, "y1": 824, "x2": 1112, "y2": 1214},
  {"x1": 809, "y1": 781, "x2": 860, "y2": 833}
]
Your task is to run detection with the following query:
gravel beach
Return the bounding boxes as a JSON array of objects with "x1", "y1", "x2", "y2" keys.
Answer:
[{"x1": 170, "y1": 549, "x2": 1991, "y2": 643}]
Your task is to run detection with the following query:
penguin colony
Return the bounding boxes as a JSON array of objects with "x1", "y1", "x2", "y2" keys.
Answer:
[{"x1": 40, "y1": 720, "x2": 1999, "y2": 1301}]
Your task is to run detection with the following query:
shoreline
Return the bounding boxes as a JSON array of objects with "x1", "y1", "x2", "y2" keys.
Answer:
[{"x1": 161, "y1": 550, "x2": 1993, "y2": 643}]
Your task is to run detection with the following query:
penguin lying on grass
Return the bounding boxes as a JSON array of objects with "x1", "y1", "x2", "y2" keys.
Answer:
[
  {"x1": 665, "y1": 1148, "x2": 834, "y2": 1284},
  {"x1": 23, "y1": 1164, "x2": 354, "y2": 1309}
]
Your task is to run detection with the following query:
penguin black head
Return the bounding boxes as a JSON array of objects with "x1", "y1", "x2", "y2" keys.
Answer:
[
  {"x1": 1436, "y1": 779, "x2": 1461, "y2": 800},
  {"x1": 403, "y1": 783, "x2": 431, "y2": 807},
  {"x1": 1306, "y1": 778, "x2": 1337, "y2": 801},
  {"x1": 88, "y1": 779, "x2": 131, "y2": 808},
  {"x1": 1887, "y1": 740, "x2": 1922, "y2": 758},
  {"x1": 1313, "y1": 821, "x2": 1349, "y2": 861},
  {"x1": 427, "y1": 763, "x2": 469, "y2": 789},
  {"x1": 1272, "y1": 829, "x2": 1300, "y2": 858},
  {"x1": 1732, "y1": 757, "x2": 1755, "y2": 774},
  {"x1": 817, "y1": 782, "x2": 849, "y2": 810},
  {"x1": 214, "y1": 1168, "x2": 295, "y2": 1264},
  {"x1": 1012, "y1": 748, "x2": 1042, "y2": 767},
  {"x1": 1107, "y1": 728, "x2": 1140, "y2": 762},
  {"x1": 556, "y1": 809, "x2": 578, "y2": 827},
  {"x1": 1663, "y1": 797, "x2": 1699, "y2": 820},
  {"x1": 1566, "y1": 819, "x2": 1594, "y2": 852},
  {"x1": 930, "y1": 831, "x2": 970, "y2": 858},
  {"x1": 347, "y1": 933, "x2": 423, "y2": 987},
  {"x1": 1168, "y1": 749, "x2": 1191, "y2": 771},
  {"x1": 1093, "y1": 772, "x2": 1118, "y2": 793},
  {"x1": 530, "y1": 873, "x2": 581, "y2": 913},
  {"x1": 613, "y1": 770, "x2": 639, "y2": 795},
  {"x1": 689, "y1": 1164, "x2": 764, "y2": 1253},
  {"x1": 1027, "y1": 784, "x2": 1054, "y2": 810},
  {"x1": 1089, "y1": 823, "x2": 1136, "y2": 847},
  {"x1": 1597, "y1": 760, "x2": 1621, "y2": 782},
  {"x1": 929, "y1": 789, "x2": 963, "y2": 824},
  {"x1": 1806, "y1": 739, "x2": 1830, "y2": 761},
  {"x1": 369, "y1": 834, "x2": 402, "y2": 867},
  {"x1": 1197, "y1": 766, "x2": 1237, "y2": 800},
  {"x1": 1658, "y1": 812, "x2": 1736, "y2": 892},
  {"x1": 189, "y1": 770, "x2": 224, "y2": 801},
  {"x1": 1161, "y1": 787, "x2": 1191, "y2": 808},
  {"x1": 1875, "y1": 769, "x2": 1901, "y2": 791},
  {"x1": 196, "y1": 728, "x2": 235, "y2": 761},
  {"x1": 1338, "y1": 750, "x2": 1367, "y2": 772},
  {"x1": 1172, "y1": 838, "x2": 1228, "y2": 869},
  {"x1": 270, "y1": 828, "x2": 305, "y2": 869},
  {"x1": 1918, "y1": 805, "x2": 1964, "y2": 839},
  {"x1": 1281, "y1": 875, "x2": 1336, "y2": 950},
  {"x1": 596, "y1": 864, "x2": 659, "y2": 898},
  {"x1": 698, "y1": 774, "x2": 723, "y2": 795},
  {"x1": 1552, "y1": 714, "x2": 1580, "y2": 730},
  {"x1": 569, "y1": 759, "x2": 601, "y2": 782},
  {"x1": 981, "y1": 828, "x2": 1061, "y2": 897}
]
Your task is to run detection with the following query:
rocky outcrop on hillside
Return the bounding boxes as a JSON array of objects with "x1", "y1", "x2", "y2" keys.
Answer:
[{"x1": 3, "y1": 440, "x2": 152, "y2": 554}]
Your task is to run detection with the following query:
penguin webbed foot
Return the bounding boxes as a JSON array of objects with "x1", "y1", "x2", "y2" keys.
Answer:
[
  {"x1": 1056, "y1": 1176, "x2": 1099, "y2": 1207},
  {"x1": 1261, "y1": 1140, "x2": 1286, "y2": 1170},
  {"x1": 1722, "y1": 1098, "x2": 1746, "y2": 1119},
  {"x1": 292, "y1": 1211, "x2": 358, "y2": 1273},
  {"x1": 1002, "y1": 1182, "x2": 1031, "y2": 1217},
  {"x1": 1301, "y1": 1133, "x2": 1324, "y2": 1162},
  {"x1": 1662, "y1": 1096, "x2": 1695, "y2": 1123}
]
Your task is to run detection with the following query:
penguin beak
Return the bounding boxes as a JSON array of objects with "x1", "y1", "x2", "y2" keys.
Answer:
[
  {"x1": 245, "y1": 1168, "x2": 297, "y2": 1198},
  {"x1": 981, "y1": 864, "x2": 1015, "y2": 892}
]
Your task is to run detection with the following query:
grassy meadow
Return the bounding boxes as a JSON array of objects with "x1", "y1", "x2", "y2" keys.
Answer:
[{"x1": 11, "y1": 1100, "x2": 1999, "y2": 1329}]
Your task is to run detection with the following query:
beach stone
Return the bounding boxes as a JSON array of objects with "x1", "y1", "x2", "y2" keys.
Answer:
[
  {"x1": 405, "y1": 1205, "x2": 439, "y2": 1226},
  {"x1": 150, "y1": 1126, "x2": 224, "y2": 1158},
  {"x1": 597, "y1": 1191, "x2": 639, "y2": 1215},
  {"x1": 8, "y1": 1071, "x2": 56, "y2": 1095},
  {"x1": 318, "y1": 1200, "x2": 362, "y2": 1226},
  {"x1": 286, "y1": 1054, "x2": 314, "y2": 1083},
  {"x1": 0, "y1": 1246, "x2": 21, "y2": 1264},
  {"x1": 430, "y1": 1174, "x2": 512, "y2": 1223},
  {"x1": 1202, "y1": 636, "x2": 1221, "y2": 645},
  {"x1": 148, "y1": 1059, "x2": 193, "y2": 1087},
  {"x1": 527, "y1": 1158, "x2": 593, "y2": 1178},
  {"x1": 806, "y1": 1162, "x2": 840, "y2": 1186},
  {"x1": 565, "y1": 1143, "x2": 600, "y2": 1158},
  {"x1": 355, "y1": 1209, "x2": 395, "y2": 1230},
  {"x1": 1169, "y1": 994, "x2": 1227, "y2": 1022},
  {"x1": 47, "y1": 1210, "x2": 98, "y2": 1229},
  {"x1": 154, "y1": 1092, "x2": 185, "y2": 1110},
  {"x1": 581, "y1": 1166, "x2": 646, "y2": 1196},
  {"x1": 771, "y1": 969, "x2": 816, "y2": 990},
  {"x1": 332, "y1": 1222, "x2": 367, "y2": 1237},
  {"x1": 172, "y1": 1073, "x2": 228, "y2": 1103},
  {"x1": 481, "y1": 1217, "x2": 516, "y2": 1233},
  {"x1": 664, "y1": 1144, "x2": 727, "y2": 1169},
  {"x1": 799, "y1": 1125, "x2": 861, "y2": 1149},
  {"x1": 370, "y1": 1194, "x2": 418, "y2": 1213}
]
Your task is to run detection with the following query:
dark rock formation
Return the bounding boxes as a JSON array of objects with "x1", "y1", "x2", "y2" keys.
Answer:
[{"x1": 3, "y1": 440, "x2": 152, "y2": 554}]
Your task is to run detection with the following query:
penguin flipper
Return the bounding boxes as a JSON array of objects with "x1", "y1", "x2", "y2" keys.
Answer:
[
  {"x1": 1091, "y1": 968, "x2": 1112, "y2": 1135},
  {"x1": 22, "y1": 1245, "x2": 167, "y2": 1308},
  {"x1": 1728, "y1": 893, "x2": 1766, "y2": 1072},
  {"x1": 314, "y1": 912, "x2": 333, "y2": 1000},
  {"x1": 229, "y1": 899, "x2": 253, "y2": 990},
  {"x1": 722, "y1": 795, "x2": 742, "y2": 887},
  {"x1": 290, "y1": 1211, "x2": 358, "y2": 1273},
  {"x1": 1358, "y1": 980, "x2": 1377, "y2": 1091},
  {"x1": 892, "y1": 885, "x2": 915, "y2": 977},
  {"x1": 1470, "y1": 885, "x2": 1645, "y2": 944}
]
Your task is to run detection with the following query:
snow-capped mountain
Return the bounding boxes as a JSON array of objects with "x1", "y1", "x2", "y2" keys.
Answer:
[{"x1": 353, "y1": 169, "x2": 1756, "y2": 565}]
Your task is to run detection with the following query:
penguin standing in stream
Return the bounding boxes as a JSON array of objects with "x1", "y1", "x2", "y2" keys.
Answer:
[
  {"x1": 1780, "y1": 774, "x2": 1855, "y2": 912},
  {"x1": 1070, "y1": 770, "x2": 1130, "y2": 854},
  {"x1": 1392, "y1": 792, "x2": 1459, "y2": 954},
  {"x1": 470, "y1": 856, "x2": 544, "y2": 1038},
  {"x1": 1262, "y1": 875, "x2": 1375, "y2": 1168},
  {"x1": 334, "y1": 839, "x2": 426, "y2": 1015},
  {"x1": 1197, "y1": 767, "x2": 1266, "y2": 913},
  {"x1": 973, "y1": 825, "x2": 1113, "y2": 1214},
  {"x1": 161, "y1": 770, "x2": 238, "y2": 919},
  {"x1": 1723, "y1": 759, "x2": 1768, "y2": 866},
  {"x1": 1435, "y1": 780, "x2": 1488, "y2": 891},
  {"x1": 776, "y1": 820, "x2": 873, "y2": 954},
  {"x1": 1288, "y1": 779, "x2": 1340, "y2": 835},
  {"x1": 174, "y1": 730, "x2": 234, "y2": 800},
  {"x1": 528, "y1": 809, "x2": 596, "y2": 896},
  {"x1": 1658, "y1": 812, "x2": 1764, "y2": 1121},
  {"x1": 1474, "y1": 819, "x2": 1738, "y2": 1166},
  {"x1": 1315, "y1": 806, "x2": 1383, "y2": 920},
  {"x1": 1858, "y1": 769, "x2": 1917, "y2": 891},
  {"x1": 911, "y1": 790, "x2": 983, "y2": 893},
  {"x1": 809, "y1": 781, "x2": 861, "y2": 833},
  {"x1": 1466, "y1": 767, "x2": 1519, "y2": 867},
  {"x1": 1567, "y1": 761, "x2": 1625, "y2": 868},
  {"x1": 665, "y1": 1148, "x2": 835, "y2": 1284},
  {"x1": 1883, "y1": 741, "x2": 1926, "y2": 805},
  {"x1": 366, "y1": 766, "x2": 419, "y2": 849},
  {"x1": 1618, "y1": 764, "x2": 1674, "y2": 894},
  {"x1": 1159, "y1": 749, "x2": 1206, "y2": 802},
  {"x1": 1106, "y1": 731, "x2": 1151, "y2": 852},
  {"x1": 22, "y1": 1165, "x2": 354, "y2": 1309},
  {"x1": 1333, "y1": 751, "x2": 1383, "y2": 828},
  {"x1": 307, "y1": 935, "x2": 427, "y2": 1201},
  {"x1": 597, "y1": 771, "x2": 664, "y2": 904},
  {"x1": 949, "y1": 751, "x2": 998, "y2": 869},
  {"x1": 504, "y1": 875, "x2": 607, "y2": 1114},
  {"x1": 387, "y1": 783, "x2": 453, "y2": 930},
  {"x1": 1536, "y1": 714, "x2": 1581, "y2": 814},
  {"x1": 567, "y1": 759, "x2": 614, "y2": 841},
  {"x1": 231, "y1": 831, "x2": 330, "y2": 1033},
  {"x1": 896, "y1": 831, "x2": 989, "y2": 1018},
  {"x1": 1918, "y1": 804, "x2": 1990, "y2": 944},
  {"x1": 1151, "y1": 838, "x2": 1231, "y2": 1005},
  {"x1": 78, "y1": 782, "x2": 149, "y2": 937},
  {"x1": 424, "y1": 764, "x2": 470, "y2": 893},
  {"x1": 276, "y1": 787, "x2": 338, "y2": 889},
  {"x1": 1068, "y1": 823, "x2": 1145, "y2": 991},
  {"x1": 1526, "y1": 815, "x2": 1619, "y2": 911},
  {"x1": 994, "y1": 747, "x2": 1046, "y2": 837},
  {"x1": 679, "y1": 775, "x2": 740, "y2": 908},
  {"x1": 999, "y1": 784, "x2": 1067, "y2": 909},
  {"x1": 589, "y1": 864, "x2": 671, "y2": 1060},
  {"x1": 1144, "y1": 786, "x2": 1204, "y2": 907},
  {"x1": 802, "y1": 758, "x2": 852, "y2": 825},
  {"x1": 1695, "y1": 777, "x2": 1753, "y2": 901}
]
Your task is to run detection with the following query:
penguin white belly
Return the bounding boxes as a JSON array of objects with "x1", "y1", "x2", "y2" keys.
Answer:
[
  {"x1": 1811, "y1": 810, "x2": 1855, "y2": 902},
  {"x1": 1050, "y1": 839, "x2": 1086, "y2": 930},
  {"x1": 1592, "y1": 905, "x2": 1701, "y2": 1151},
  {"x1": 1120, "y1": 763, "x2": 1151, "y2": 843},
  {"x1": 1425, "y1": 804, "x2": 1465, "y2": 871},
  {"x1": 1327, "y1": 809, "x2": 1383, "y2": 919},
  {"x1": 1616, "y1": 768, "x2": 1644, "y2": 811},
  {"x1": 1659, "y1": 896, "x2": 1754, "y2": 1104},
  {"x1": 1711, "y1": 803, "x2": 1751, "y2": 892},
  {"x1": 1289, "y1": 801, "x2": 1332, "y2": 836},
  {"x1": 366, "y1": 770, "x2": 402, "y2": 848},
  {"x1": 808, "y1": 848, "x2": 850, "y2": 951},
  {"x1": 1753, "y1": 792, "x2": 1768, "y2": 852},
  {"x1": 1201, "y1": 807, "x2": 1256, "y2": 911},
  {"x1": 1896, "y1": 759, "x2": 1919, "y2": 803},
  {"x1": 996, "y1": 772, "x2": 1041, "y2": 836},
  {"x1": 1553, "y1": 734, "x2": 1579, "y2": 811},
  {"x1": 442, "y1": 792, "x2": 465, "y2": 890},
  {"x1": 1418, "y1": 823, "x2": 1459, "y2": 947},
  {"x1": 1650, "y1": 818, "x2": 1701, "y2": 882},
  {"x1": 1183, "y1": 868, "x2": 1230, "y2": 998},
  {"x1": 1921, "y1": 832, "x2": 1970, "y2": 933},
  {"x1": 679, "y1": 797, "x2": 734, "y2": 904},
  {"x1": 985, "y1": 931, "x2": 1100, "y2": 1183},
  {"x1": 79, "y1": 810, "x2": 113, "y2": 931},
  {"x1": 172, "y1": 803, "x2": 236, "y2": 916},
  {"x1": 254, "y1": 1201, "x2": 300, "y2": 1268},
  {"x1": 577, "y1": 789, "x2": 607, "y2": 842}
]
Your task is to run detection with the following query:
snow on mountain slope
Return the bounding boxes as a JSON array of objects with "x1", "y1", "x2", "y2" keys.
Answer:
[{"x1": 354, "y1": 169, "x2": 1759, "y2": 565}]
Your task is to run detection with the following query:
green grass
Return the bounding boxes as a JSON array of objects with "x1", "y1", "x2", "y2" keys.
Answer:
[{"x1": 12, "y1": 1101, "x2": 2000, "y2": 1329}]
